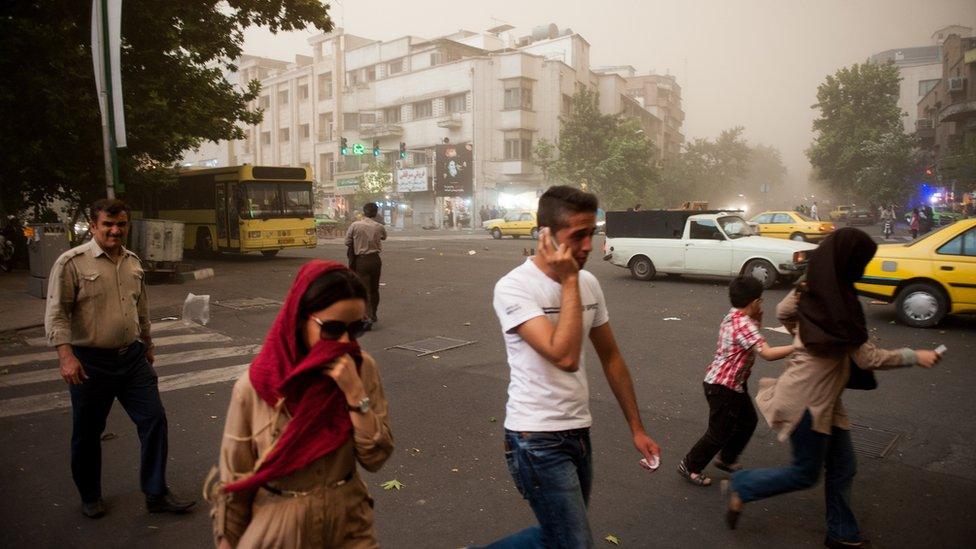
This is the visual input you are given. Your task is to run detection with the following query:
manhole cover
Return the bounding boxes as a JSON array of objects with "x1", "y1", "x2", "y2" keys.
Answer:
[
  {"x1": 850, "y1": 423, "x2": 903, "y2": 458},
  {"x1": 214, "y1": 297, "x2": 282, "y2": 310},
  {"x1": 387, "y1": 336, "x2": 477, "y2": 357}
]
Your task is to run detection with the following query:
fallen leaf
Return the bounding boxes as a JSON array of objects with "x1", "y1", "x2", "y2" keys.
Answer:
[
  {"x1": 414, "y1": 257, "x2": 425, "y2": 261},
  {"x1": 381, "y1": 479, "x2": 404, "y2": 491},
  {"x1": 205, "y1": 391, "x2": 215, "y2": 396},
  {"x1": 451, "y1": 468, "x2": 459, "y2": 472},
  {"x1": 489, "y1": 416, "x2": 497, "y2": 423},
  {"x1": 210, "y1": 415, "x2": 218, "y2": 419},
  {"x1": 468, "y1": 250, "x2": 477, "y2": 255},
  {"x1": 464, "y1": 322, "x2": 471, "y2": 326},
  {"x1": 432, "y1": 355, "x2": 440, "y2": 359},
  {"x1": 605, "y1": 534, "x2": 620, "y2": 545},
  {"x1": 662, "y1": 317, "x2": 681, "y2": 321},
  {"x1": 148, "y1": 525, "x2": 159, "y2": 530}
]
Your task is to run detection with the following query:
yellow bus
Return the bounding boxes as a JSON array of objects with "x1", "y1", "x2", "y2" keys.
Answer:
[{"x1": 160, "y1": 165, "x2": 317, "y2": 256}]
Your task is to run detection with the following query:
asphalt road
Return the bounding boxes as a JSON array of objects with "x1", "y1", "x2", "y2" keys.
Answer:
[{"x1": 0, "y1": 228, "x2": 973, "y2": 548}]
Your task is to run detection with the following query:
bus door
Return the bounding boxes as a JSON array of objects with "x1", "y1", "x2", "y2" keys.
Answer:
[
  {"x1": 226, "y1": 181, "x2": 240, "y2": 248},
  {"x1": 214, "y1": 183, "x2": 229, "y2": 249}
]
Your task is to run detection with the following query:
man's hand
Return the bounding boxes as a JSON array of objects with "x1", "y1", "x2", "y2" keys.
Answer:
[
  {"x1": 59, "y1": 351, "x2": 87, "y2": 385},
  {"x1": 537, "y1": 228, "x2": 579, "y2": 283},
  {"x1": 633, "y1": 431, "x2": 661, "y2": 463},
  {"x1": 915, "y1": 349, "x2": 942, "y2": 368}
]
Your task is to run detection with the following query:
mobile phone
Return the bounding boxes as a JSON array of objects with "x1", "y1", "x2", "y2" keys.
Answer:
[
  {"x1": 639, "y1": 455, "x2": 660, "y2": 472},
  {"x1": 935, "y1": 344, "x2": 947, "y2": 355}
]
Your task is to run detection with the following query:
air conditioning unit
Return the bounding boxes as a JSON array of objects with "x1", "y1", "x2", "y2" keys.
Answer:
[
  {"x1": 916, "y1": 118, "x2": 934, "y2": 130},
  {"x1": 948, "y1": 77, "x2": 966, "y2": 92}
]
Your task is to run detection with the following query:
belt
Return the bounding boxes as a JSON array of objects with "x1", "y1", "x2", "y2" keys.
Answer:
[{"x1": 262, "y1": 471, "x2": 354, "y2": 498}]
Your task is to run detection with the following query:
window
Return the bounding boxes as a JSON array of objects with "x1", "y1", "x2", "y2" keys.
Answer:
[
  {"x1": 504, "y1": 131, "x2": 533, "y2": 160},
  {"x1": 365, "y1": 66, "x2": 376, "y2": 82},
  {"x1": 261, "y1": 131, "x2": 271, "y2": 145},
  {"x1": 343, "y1": 112, "x2": 359, "y2": 131},
  {"x1": 278, "y1": 90, "x2": 289, "y2": 105},
  {"x1": 320, "y1": 153, "x2": 334, "y2": 181},
  {"x1": 919, "y1": 79, "x2": 939, "y2": 97},
  {"x1": 561, "y1": 94, "x2": 572, "y2": 116},
  {"x1": 519, "y1": 213, "x2": 534, "y2": 221},
  {"x1": 346, "y1": 70, "x2": 360, "y2": 86},
  {"x1": 279, "y1": 127, "x2": 290, "y2": 142},
  {"x1": 343, "y1": 155, "x2": 362, "y2": 172},
  {"x1": 318, "y1": 73, "x2": 333, "y2": 100},
  {"x1": 259, "y1": 95, "x2": 270, "y2": 109},
  {"x1": 412, "y1": 152, "x2": 427, "y2": 166},
  {"x1": 504, "y1": 81, "x2": 533, "y2": 110},
  {"x1": 413, "y1": 100, "x2": 432, "y2": 119},
  {"x1": 937, "y1": 228, "x2": 976, "y2": 256},
  {"x1": 360, "y1": 113, "x2": 376, "y2": 126},
  {"x1": 300, "y1": 124, "x2": 310, "y2": 139},
  {"x1": 388, "y1": 59, "x2": 404, "y2": 75},
  {"x1": 281, "y1": 183, "x2": 313, "y2": 217},
  {"x1": 771, "y1": 213, "x2": 793, "y2": 224},
  {"x1": 383, "y1": 106, "x2": 401, "y2": 123},
  {"x1": 690, "y1": 220, "x2": 722, "y2": 240},
  {"x1": 318, "y1": 113, "x2": 333, "y2": 141},
  {"x1": 753, "y1": 213, "x2": 773, "y2": 224},
  {"x1": 446, "y1": 94, "x2": 466, "y2": 114}
]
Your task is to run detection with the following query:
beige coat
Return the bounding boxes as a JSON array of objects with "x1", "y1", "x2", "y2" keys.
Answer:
[
  {"x1": 755, "y1": 290, "x2": 918, "y2": 441},
  {"x1": 209, "y1": 353, "x2": 393, "y2": 548}
]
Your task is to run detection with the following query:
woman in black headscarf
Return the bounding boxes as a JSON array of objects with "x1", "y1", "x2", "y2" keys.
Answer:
[{"x1": 723, "y1": 228, "x2": 942, "y2": 548}]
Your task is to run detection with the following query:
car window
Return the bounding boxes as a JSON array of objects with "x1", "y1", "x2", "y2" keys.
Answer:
[
  {"x1": 753, "y1": 213, "x2": 772, "y2": 224},
  {"x1": 519, "y1": 213, "x2": 533, "y2": 221},
  {"x1": 504, "y1": 213, "x2": 519, "y2": 222},
  {"x1": 718, "y1": 216, "x2": 750, "y2": 239},
  {"x1": 690, "y1": 219, "x2": 723, "y2": 240},
  {"x1": 937, "y1": 228, "x2": 976, "y2": 257},
  {"x1": 772, "y1": 213, "x2": 793, "y2": 223}
]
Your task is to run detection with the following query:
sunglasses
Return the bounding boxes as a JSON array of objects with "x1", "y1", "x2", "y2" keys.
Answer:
[{"x1": 312, "y1": 316, "x2": 368, "y2": 340}]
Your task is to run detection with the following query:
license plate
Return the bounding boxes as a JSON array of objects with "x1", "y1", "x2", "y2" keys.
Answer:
[{"x1": 278, "y1": 238, "x2": 295, "y2": 244}]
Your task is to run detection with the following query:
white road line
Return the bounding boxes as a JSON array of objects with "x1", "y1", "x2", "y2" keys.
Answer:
[
  {"x1": 0, "y1": 363, "x2": 249, "y2": 418},
  {"x1": 23, "y1": 319, "x2": 198, "y2": 347},
  {"x1": 0, "y1": 345, "x2": 260, "y2": 388},
  {"x1": 0, "y1": 332, "x2": 232, "y2": 369}
]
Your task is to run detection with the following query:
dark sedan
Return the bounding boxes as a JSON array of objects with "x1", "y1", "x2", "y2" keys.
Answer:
[{"x1": 846, "y1": 207, "x2": 876, "y2": 226}]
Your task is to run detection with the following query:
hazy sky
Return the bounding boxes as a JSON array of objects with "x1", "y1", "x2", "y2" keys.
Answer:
[{"x1": 243, "y1": 0, "x2": 976, "y2": 186}]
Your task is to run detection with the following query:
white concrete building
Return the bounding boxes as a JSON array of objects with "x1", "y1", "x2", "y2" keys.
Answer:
[{"x1": 183, "y1": 24, "x2": 681, "y2": 228}]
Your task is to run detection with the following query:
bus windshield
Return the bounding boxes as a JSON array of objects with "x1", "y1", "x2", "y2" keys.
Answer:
[{"x1": 241, "y1": 182, "x2": 313, "y2": 219}]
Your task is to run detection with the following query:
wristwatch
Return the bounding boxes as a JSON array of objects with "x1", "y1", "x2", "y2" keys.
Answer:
[{"x1": 348, "y1": 396, "x2": 372, "y2": 414}]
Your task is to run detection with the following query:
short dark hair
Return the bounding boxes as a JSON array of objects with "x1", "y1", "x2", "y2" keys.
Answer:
[
  {"x1": 729, "y1": 276, "x2": 763, "y2": 308},
  {"x1": 363, "y1": 202, "x2": 378, "y2": 218},
  {"x1": 537, "y1": 185, "x2": 598, "y2": 231},
  {"x1": 89, "y1": 198, "x2": 131, "y2": 223}
]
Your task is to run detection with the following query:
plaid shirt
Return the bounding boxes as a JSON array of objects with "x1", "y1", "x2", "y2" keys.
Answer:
[{"x1": 703, "y1": 308, "x2": 766, "y2": 393}]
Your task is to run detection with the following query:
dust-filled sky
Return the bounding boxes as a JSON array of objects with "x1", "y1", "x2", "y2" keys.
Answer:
[{"x1": 243, "y1": 0, "x2": 976, "y2": 188}]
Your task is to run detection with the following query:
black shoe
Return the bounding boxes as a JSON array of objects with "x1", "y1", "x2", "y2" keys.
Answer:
[
  {"x1": 363, "y1": 320, "x2": 374, "y2": 332},
  {"x1": 146, "y1": 490, "x2": 196, "y2": 514},
  {"x1": 81, "y1": 499, "x2": 107, "y2": 519},
  {"x1": 824, "y1": 537, "x2": 870, "y2": 548}
]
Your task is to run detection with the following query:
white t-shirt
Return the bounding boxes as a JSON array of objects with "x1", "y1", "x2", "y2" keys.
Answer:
[{"x1": 493, "y1": 258, "x2": 610, "y2": 432}]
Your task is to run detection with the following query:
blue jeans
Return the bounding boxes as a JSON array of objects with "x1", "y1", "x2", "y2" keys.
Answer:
[
  {"x1": 731, "y1": 411, "x2": 860, "y2": 542},
  {"x1": 482, "y1": 428, "x2": 594, "y2": 549}
]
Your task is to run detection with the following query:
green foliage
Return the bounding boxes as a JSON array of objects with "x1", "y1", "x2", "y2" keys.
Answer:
[
  {"x1": 533, "y1": 87, "x2": 658, "y2": 210},
  {"x1": 940, "y1": 135, "x2": 976, "y2": 186},
  {"x1": 807, "y1": 61, "x2": 917, "y2": 202},
  {"x1": 657, "y1": 127, "x2": 753, "y2": 207},
  {"x1": 0, "y1": 0, "x2": 332, "y2": 218}
]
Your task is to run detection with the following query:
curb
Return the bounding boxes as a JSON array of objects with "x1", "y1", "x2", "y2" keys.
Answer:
[{"x1": 177, "y1": 268, "x2": 215, "y2": 284}]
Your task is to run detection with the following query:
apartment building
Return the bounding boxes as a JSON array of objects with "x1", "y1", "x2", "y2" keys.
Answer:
[{"x1": 183, "y1": 24, "x2": 682, "y2": 228}]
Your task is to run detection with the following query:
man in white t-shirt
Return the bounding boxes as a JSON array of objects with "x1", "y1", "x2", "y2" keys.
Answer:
[{"x1": 482, "y1": 186, "x2": 661, "y2": 548}]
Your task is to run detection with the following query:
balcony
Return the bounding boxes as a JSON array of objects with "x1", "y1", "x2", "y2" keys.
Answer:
[
  {"x1": 358, "y1": 123, "x2": 404, "y2": 139},
  {"x1": 939, "y1": 100, "x2": 976, "y2": 123},
  {"x1": 437, "y1": 113, "x2": 464, "y2": 129}
]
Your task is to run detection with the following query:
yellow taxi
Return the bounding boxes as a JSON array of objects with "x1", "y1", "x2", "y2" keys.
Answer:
[
  {"x1": 856, "y1": 219, "x2": 976, "y2": 327},
  {"x1": 483, "y1": 210, "x2": 538, "y2": 239},
  {"x1": 749, "y1": 211, "x2": 836, "y2": 242}
]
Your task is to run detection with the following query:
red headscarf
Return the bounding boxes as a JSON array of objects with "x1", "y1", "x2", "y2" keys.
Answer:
[{"x1": 223, "y1": 260, "x2": 362, "y2": 493}]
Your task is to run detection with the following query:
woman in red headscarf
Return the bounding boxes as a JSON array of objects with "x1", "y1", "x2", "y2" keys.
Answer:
[{"x1": 208, "y1": 260, "x2": 393, "y2": 548}]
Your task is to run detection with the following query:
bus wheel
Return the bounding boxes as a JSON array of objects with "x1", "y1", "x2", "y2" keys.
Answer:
[
  {"x1": 195, "y1": 228, "x2": 215, "y2": 258},
  {"x1": 261, "y1": 250, "x2": 279, "y2": 257}
]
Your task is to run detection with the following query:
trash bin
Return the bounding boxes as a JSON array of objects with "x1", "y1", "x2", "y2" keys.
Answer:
[
  {"x1": 129, "y1": 219, "x2": 184, "y2": 273},
  {"x1": 27, "y1": 223, "x2": 70, "y2": 298}
]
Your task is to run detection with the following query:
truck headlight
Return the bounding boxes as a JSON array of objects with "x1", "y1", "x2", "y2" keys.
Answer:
[
  {"x1": 248, "y1": 231, "x2": 261, "y2": 238},
  {"x1": 793, "y1": 251, "x2": 808, "y2": 263},
  {"x1": 305, "y1": 228, "x2": 316, "y2": 235}
]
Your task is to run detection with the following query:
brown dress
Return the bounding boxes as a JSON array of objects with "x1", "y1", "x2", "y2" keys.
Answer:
[{"x1": 209, "y1": 352, "x2": 393, "y2": 548}]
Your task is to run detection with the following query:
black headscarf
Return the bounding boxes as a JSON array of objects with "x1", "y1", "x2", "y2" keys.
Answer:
[{"x1": 797, "y1": 227, "x2": 878, "y2": 356}]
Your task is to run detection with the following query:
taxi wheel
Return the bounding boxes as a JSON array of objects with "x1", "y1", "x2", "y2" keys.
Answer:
[
  {"x1": 491, "y1": 228, "x2": 502, "y2": 240},
  {"x1": 790, "y1": 232, "x2": 807, "y2": 242},
  {"x1": 895, "y1": 283, "x2": 947, "y2": 328},
  {"x1": 629, "y1": 256, "x2": 656, "y2": 281}
]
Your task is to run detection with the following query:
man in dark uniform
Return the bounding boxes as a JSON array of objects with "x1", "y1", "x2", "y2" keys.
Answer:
[
  {"x1": 45, "y1": 199, "x2": 195, "y2": 518},
  {"x1": 345, "y1": 202, "x2": 387, "y2": 328}
]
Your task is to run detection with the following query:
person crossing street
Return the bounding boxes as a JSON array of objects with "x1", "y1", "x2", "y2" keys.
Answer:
[{"x1": 345, "y1": 202, "x2": 387, "y2": 329}]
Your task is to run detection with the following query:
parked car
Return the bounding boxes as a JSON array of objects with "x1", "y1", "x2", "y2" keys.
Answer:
[
  {"x1": 829, "y1": 204, "x2": 856, "y2": 221},
  {"x1": 903, "y1": 206, "x2": 963, "y2": 226},
  {"x1": 855, "y1": 219, "x2": 976, "y2": 327},
  {"x1": 483, "y1": 210, "x2": 538, "y2": 239},
  {"x1": 603, "y1": 210, "x2": 815, "y2": 289},
  {"x1": 749, "y1": 210, "x2": 835, "y2": 242},
  {"x1": 846, "y1": 206, "x2": 876, "y2": 226}
]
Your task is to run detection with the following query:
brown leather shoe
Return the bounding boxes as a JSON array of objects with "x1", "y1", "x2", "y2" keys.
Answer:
[
  {"x1": 146, "y1": 490, "x2": 196, "y2": 514},
  {"x1": 81, "y1": 499, "x2": 107, "y2": 519}
]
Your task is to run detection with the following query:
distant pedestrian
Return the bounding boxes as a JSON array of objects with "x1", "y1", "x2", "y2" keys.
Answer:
[
  {"x1": 479, "y1": 186, "x2": 661, "y2": 547},
  {"x1": 922, "y1": 204, "x2": 934, "y2": 232},
  {"x1": 208, "y1": 261, "x2": 393, "y2": 548},
  {"x1": 45, "y1": 198, "x2": 195, "y2": 519},
  {"x1": 678, "y1": 276, "x2": 795, "y2": 487},
  {"x1": 345, "y1": 202, "x2": 387, "y2": 328},
  {"x1": 490, "y1": 206, "x2": 498, "y2": 220},
  {"x1": 910, "y1": 207, "x2": 921, "y2": 239},
  {"x1": 724, "y1": 228, "x2": 942, "y2": 547},
  {"x1": 810, "y1": 202, "x2": 819, "y2": 221}
]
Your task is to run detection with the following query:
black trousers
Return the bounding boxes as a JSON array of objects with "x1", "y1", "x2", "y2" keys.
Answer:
[
  {"x1": 354, "y1": 252, "x2": 382, "y2": 322},
  {"x1": 684, "y1": 382, "x2": 758, "y2": 474},
  {"x1": 68, "y1": 342, "x2": 168, "y2": 502}
]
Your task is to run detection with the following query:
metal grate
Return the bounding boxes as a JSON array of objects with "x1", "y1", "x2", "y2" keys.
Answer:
[
  {"x1": 214, "y1": 297, "x2": 282, "y2": 310},
  {"x1": 850, "y1": 423, "x2": 903, "y2": 459},
  {"x1": 387, "y1": 336, "x2": 477, "y2": 357}
]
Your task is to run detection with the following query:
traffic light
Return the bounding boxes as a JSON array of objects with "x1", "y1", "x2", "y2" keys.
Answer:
[
  {"x1": 373, "y1": 139, "x2": 381, "y2": 157},
  {"x1": 340, "y1": 137, "x2": 348, "y2": 156},
  {"x1": 399, "y1": 142, "x2": 407, "y2": 159}
]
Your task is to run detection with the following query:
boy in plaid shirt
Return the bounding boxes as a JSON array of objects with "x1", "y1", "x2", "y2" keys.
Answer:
[{"x1": 678, "y1": 276, "x2": 795, "y2": 487}]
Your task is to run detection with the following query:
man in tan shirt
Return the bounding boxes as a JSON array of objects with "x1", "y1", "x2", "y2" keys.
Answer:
[
  {"x1": 45, "y1": 199, "x2": 194, "y2": 519},
  {"x1": 344, "y1": 202, "x2": 386, "y2": 327}
]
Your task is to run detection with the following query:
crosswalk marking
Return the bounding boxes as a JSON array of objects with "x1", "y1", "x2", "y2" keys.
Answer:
[
  {"x1": 21, "y1": 319, "x2": 194, "y2": 347},
  {"x1": 0, "y1": 332, "x2": 233, "y2": 369},
  {"x1": 0, "y1": 345, "x2": 261, "y2": 388},
  {"x1": 0, "y1": 363, "x2": 250, "y2": 419}
]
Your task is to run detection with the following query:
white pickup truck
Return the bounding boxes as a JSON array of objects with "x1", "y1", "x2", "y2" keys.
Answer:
[{"x1": 603, "y1": 210, "x2": 816, "y2": 288}]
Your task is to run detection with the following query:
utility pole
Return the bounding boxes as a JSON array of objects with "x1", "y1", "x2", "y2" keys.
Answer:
[{"x1": 94, "y1": 0, "x2": 123, "y2": 198}]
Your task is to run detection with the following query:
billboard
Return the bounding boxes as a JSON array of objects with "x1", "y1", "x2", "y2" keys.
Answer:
[
  {"x1": 435, "y1": 143, "x2": 473, "y2": 196},
  {"x1": 396, "y1": 166, "x2": 429, "y2": 193}
]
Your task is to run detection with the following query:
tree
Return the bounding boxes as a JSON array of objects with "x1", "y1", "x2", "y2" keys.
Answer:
[
  {"x1": 656, "y1": 127, "x2": 751, "y2": 207},
  {"x1": 533, "y1": 87, "x2": 658, "y2": 209},
  {"x1": 807, "y1": 61, "x2": 917, "y2": 201},
  {"x1": 0, "y1": 1, "x2": 333, "y2": 219}
]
